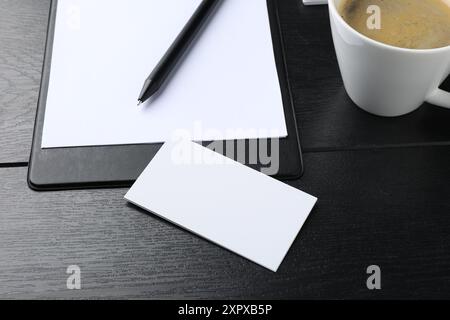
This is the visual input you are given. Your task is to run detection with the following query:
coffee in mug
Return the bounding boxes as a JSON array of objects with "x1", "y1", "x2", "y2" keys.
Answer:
[
  {"x1": 338, "y1": 0, "x2": 450, "y2": 49},
  {"x1": 328, "y1": 0, "x2": 450, "y2": 116}
]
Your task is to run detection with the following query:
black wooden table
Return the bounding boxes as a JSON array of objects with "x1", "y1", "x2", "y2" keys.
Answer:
[{"x1": 1, "y1": 0, "x2": 450, "y2": 299}]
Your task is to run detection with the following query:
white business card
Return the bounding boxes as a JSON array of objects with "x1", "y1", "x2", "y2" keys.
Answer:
[{"x1": 125, "y1": 139, "x2": 317, "y2": 272}]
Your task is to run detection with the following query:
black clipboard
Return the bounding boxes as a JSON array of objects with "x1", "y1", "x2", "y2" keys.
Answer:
[{"x1": 28, "y1": 0, "x2": 303, "y2": 191}]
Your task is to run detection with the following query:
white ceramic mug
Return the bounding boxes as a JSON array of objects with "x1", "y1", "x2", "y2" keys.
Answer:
[{"x1": 328, "y1": 0, "x2": 450, "y2": 117}]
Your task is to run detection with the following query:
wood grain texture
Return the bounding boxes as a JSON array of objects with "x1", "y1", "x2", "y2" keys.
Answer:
[
  {"x1": 1, "y1": 147, "x2": 450, "y2": 299},
  {"x1": 0, "y1": 0, "x2": 50, "y2": 164}
]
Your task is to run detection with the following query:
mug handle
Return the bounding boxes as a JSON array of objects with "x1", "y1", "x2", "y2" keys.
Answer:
[
  {"x1": 426, "y1": 66, "x2": 450, "y2": 108},
  {"x1": 426, "y1": 88, "x2": 450, "y2": 109}
]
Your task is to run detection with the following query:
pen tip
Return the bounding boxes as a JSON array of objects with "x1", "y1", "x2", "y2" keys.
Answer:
[{"x1": 137, "y1": 100, "x2": 142, "y2": 106}]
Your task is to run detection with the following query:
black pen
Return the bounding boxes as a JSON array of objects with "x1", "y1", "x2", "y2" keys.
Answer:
[{"x1": 137, "y1": 0, "x2": 221, "y2": 105}]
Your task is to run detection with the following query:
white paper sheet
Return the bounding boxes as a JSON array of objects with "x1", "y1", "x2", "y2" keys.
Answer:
[
  {"x1": 125, "y1": 139, "x2": 317, "y2": 272},
  {"x1": 41, "y1": 0, "x2": 287, "y2": 148}
]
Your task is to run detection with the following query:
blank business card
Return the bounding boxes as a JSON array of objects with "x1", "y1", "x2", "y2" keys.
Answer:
[{"x1": 125, "y1": 140, "x2": 317, "y2": 272}]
